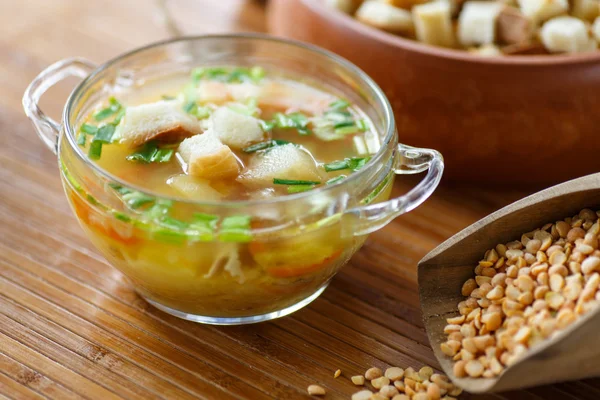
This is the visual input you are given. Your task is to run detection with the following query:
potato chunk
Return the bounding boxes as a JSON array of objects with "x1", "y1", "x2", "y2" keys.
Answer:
[
  {"x1": 177, "y1": 132, "x2": 240, "y2": 180},
  {"x1": 210, "y1": 107, "x2": 265, "y2": 150},
  {"x1": 517, "y1": 0, "x2": 569, "y2": 23},
  {"x1": 116, "y1": 100, "x2": 201, "y2": 147},
  {"x1": 238, "y1": 144, "x2": 322, "y2": 189},
  {"x1": 166, "y1": 174, "x2": 223, "y2": 201},
  {"x1": 413, "y1": 1, "x2": 456, "y2": 48},
  {"x1": 540, "y1": 16, "x2": 597, "y2": 52},
  {"x1": 355, "y1": 1, "x2": 415, "y2": 34},
  {"x1": 458, "y1": 2, "x2": 503, "y2": 46}
]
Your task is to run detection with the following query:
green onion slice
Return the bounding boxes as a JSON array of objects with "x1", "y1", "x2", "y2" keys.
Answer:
[{"x1": 273, "y1": 178, "x2": 321, "y2": 185}]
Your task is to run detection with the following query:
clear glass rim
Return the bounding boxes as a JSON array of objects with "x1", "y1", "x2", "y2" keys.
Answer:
[{"x1": 62, "y1": 33, "x2": 396, "y2": 207}]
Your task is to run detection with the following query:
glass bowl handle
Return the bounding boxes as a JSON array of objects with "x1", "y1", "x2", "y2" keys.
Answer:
[
  {"x1": 22, "y1": 57, "x2": 96, "y2": 154},
  {"x1": 345, "y1": 144, "x2": 444, "y2": 236}
]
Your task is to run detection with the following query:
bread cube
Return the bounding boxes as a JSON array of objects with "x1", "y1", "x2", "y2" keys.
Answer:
[
  {"x1": 325, "y1": 0, "x2": 364, "y2": 13},
  {"x1": 258, "y1": 80, "x2": 335, "y2": 115},
  {"x1": 517, "y1": 0, "x2": 568, "y2": 23},
  {"x1": 116, "y1": 100, "x2": 202, "y2": 147},
  {"x1": 413, "y1": 1, "x2": 456, "y2": 47},
  {"x1": 210, "y1": 107, "x2": 265, "y2": 150},
  {"x1": 497, "y1": 7, "x2": 532, "y2": 44},
  {"x1": 177, "y1": 132, "x2": 240, "y2": 180},
  {"x1": 458, "y1": 2, "x2": 504, "y2": 46},
  {"x1": 382, "y1": 0, "x2": 429, "y2": 11},
  {"x1": 594, "y1": 17, "x2": 600, "y2": 42},
  {"x1": 355, "y1": 1, "x2": 415, "y2": 34},
  {"x1": 571, "y1": 0, "x2": 600, "y2": 22},
  {"x1": 469, "y1": 44, "x2": 503, "y2": 56},
  {"x1": 540, "y1": 16, "x2": 597, "y2": 52},
  {"x1": 238, "y1": 144, "x2": 323, "y2": 189}
]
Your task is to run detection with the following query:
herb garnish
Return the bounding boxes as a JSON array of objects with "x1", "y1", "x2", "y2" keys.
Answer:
[
  {"x1": 93, "y1": 97, "x2": 123, "y2": 121},
  {"x1": 126, "y1": 141, "x2": 175, "y2": 163},
  {"x1": 272, "y1": 112, "x2": 311, "y2": 135},
  {"x1": 273, "y1": 178, "x2": 321, "y2": 186},
  {"x1": 192, "y1": 66, "x2": 266, "y2": 84},
  {"x1": 323, "y1": 157, "x2": 370, "y2": 172},
  {"x1": 326, "y1": 175, "x2": 346, "y2": 185},
  {"x1": 242, "y1": 139, "x2": 291, "y2": 153}
]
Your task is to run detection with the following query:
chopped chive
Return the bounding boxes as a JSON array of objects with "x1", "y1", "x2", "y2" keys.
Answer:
[
  {"x1": 220, "y1": 231, "x2": 252, "y2": 242},
  {"x1": 220, "y1": 215, "x2": 252, "y2": 243},
  {"x1": 127, "y1": 141, "x2": 174, "y2": 163},
  {"x1": 112, "y1": 211, "x2": 131, "y2": 222},
  {"x1": 158, "y1": 216, "x2": 189, "y2": 230},
  {"x1": 93, "y1": 107, "x2": 117, "y2": 121},
  {"x1": 329, "y1": 99, "x2": 350, "y2": 111},
  {"x1": 155, "y1": 148, "x2": 174, "y2": 163},
  {"x1": 333, "y1": 121, "x2": 355, "y2": 129},
  {"x1": 287, "y1": 185, "x2": 315, "y2": 194},
  {"x1": 81, "y1": 124, "x2": 98, "y2": 135},
  {"x1": 334, "y1": 125, "x2": 359, "y2": 136},
  {"x1": 113, "y1": 109, "x2": 126, "y2": 125},
  {"x1": 348, "y1": 157, "x2": 369, "y2": 171},
  {"x1": 357, "y1": 119, "x2": 369, "y2": 131},
  {"x1": 259, "y1": 119, "x2": 275, "y2": 132},
  {"x1": 326, "y1": 175, "x2": 346, "y2": 185},
  {"x1": 94, "y1": 124, "x2": 116, "y2": 143},
  {"x1": 242, "y1": 139, "x2": 290, "y2": 153},
  {"x1": 94, "y1": 97, "x2": 122, "y2": 121},
  {"x1": 222, "y1": 215, "x2": 251, "y2": 229},
  {"x1": 152, "y1": 229, "x2": 188, "y2": 245},
  {"x1": 323, "y1": 160, "x2": 349, "y2": 172},
  {"x1": 193, "y1": 213, "x2": 219, "y2": 230},
  {"x1": 273, "y1": 178, "x2": 321, "y2": 185},
  {"x1": 324, "y1": 157, "x2": 370, "y2": 172},
  {"x1": 88, "y1": 141, "x2": 102, "y2": 160},
  {"x1": 77, "y1": 132, "x2": 86, "y2": 146},
  {"x1": 183, "y1": 101, "x2": 197, "y2": 114},
  {"x1": 250, "y1": 66, "x2": 265, "y2": 81},
  {"x1": 122, "y1": 191, "x2": 155, "y2": 209},
  {"x1": 194, "y1": 106, "x2": 211, "y2": 119},
  {"x1": 325, "y1": 110, "x2": 353, "y2": 123}
]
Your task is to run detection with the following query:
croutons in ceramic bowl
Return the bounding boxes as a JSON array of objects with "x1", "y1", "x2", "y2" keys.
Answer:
[
  {"x1": 268, "y1": 0, "x2": 600, "y2": 185},
  {"x1": 23, "y1": 34, "x2": 443, "y2": 325}
]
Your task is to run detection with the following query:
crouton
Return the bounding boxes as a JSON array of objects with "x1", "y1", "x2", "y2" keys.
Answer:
[
  {"x1": 469, "y1": 43, "x2": 504, "y2": 56},
  {"x1": 540, "y1": 16, "x2": 597, "y2": 52},
  {"x1": 497, "y1": 6, "x2": 532, "y2": 44},
  {"x1": 517, "y1": 0, "x2": 568, "y2": 24},
  {"x1": 355, "y1": 1, "x2": 415, "y2": 34},
  {"x1": 571, "y1": 0, "x2": 600, "y2": 22},
  {"x1": 115, "y1": 100, "x2": 202, "y2": 147},
  {"x1": 210, "y1": 107, "x2": 265, "y2": 149},
  {"x1": 325, "y1": 0, "x2": 364, "y2": 13},
  {"x1": 238, "y1": 144, "x2": 323, "y2": 189},
  {"x1": 413, "y1": 1, "x2": 456, "y2": 48},
  {"x1": 594, "y1": 17, "x2": 600, "y2": 42},
  {"x1": 458, "y1": 2, "x2": 504, "y2": 46},
  {"x1": 177, "y1": 132, "x2": 240, "y2": 180},
  {"x1": 382, "y1": 0, "x2": 429, "y2": 11}
]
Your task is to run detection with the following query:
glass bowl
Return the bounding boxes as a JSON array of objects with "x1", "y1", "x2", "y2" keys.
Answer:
[{"x1": 23, "y1": 34, "x2": 443, "y2": 325}]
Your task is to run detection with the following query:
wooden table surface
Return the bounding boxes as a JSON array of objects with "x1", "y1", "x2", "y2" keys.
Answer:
[{"x1": 1, "y1": 1, "x2": 599, "y2": 399}]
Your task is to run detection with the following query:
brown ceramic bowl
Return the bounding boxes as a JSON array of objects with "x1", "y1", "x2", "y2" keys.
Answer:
[{"x1": 267, "y1": 0, "x2": 600, "y2": 185}]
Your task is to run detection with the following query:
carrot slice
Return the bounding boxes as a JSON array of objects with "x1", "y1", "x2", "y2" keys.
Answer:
[
  {"x1": 68, "y1": 191, "x2": 139, "y2": 245},
  {"x1": 264, "y1": 249, "x2": 342, "y2": 278}
]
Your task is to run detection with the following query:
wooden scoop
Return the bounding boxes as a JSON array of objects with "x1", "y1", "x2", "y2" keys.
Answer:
[{"x1": 418, "y1": 172, "x2": 600, "y2": 393}]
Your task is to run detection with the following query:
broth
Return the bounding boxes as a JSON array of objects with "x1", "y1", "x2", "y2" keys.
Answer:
[{"x1": 76, "y1": 67, "x2": 380, "y2": 201}]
